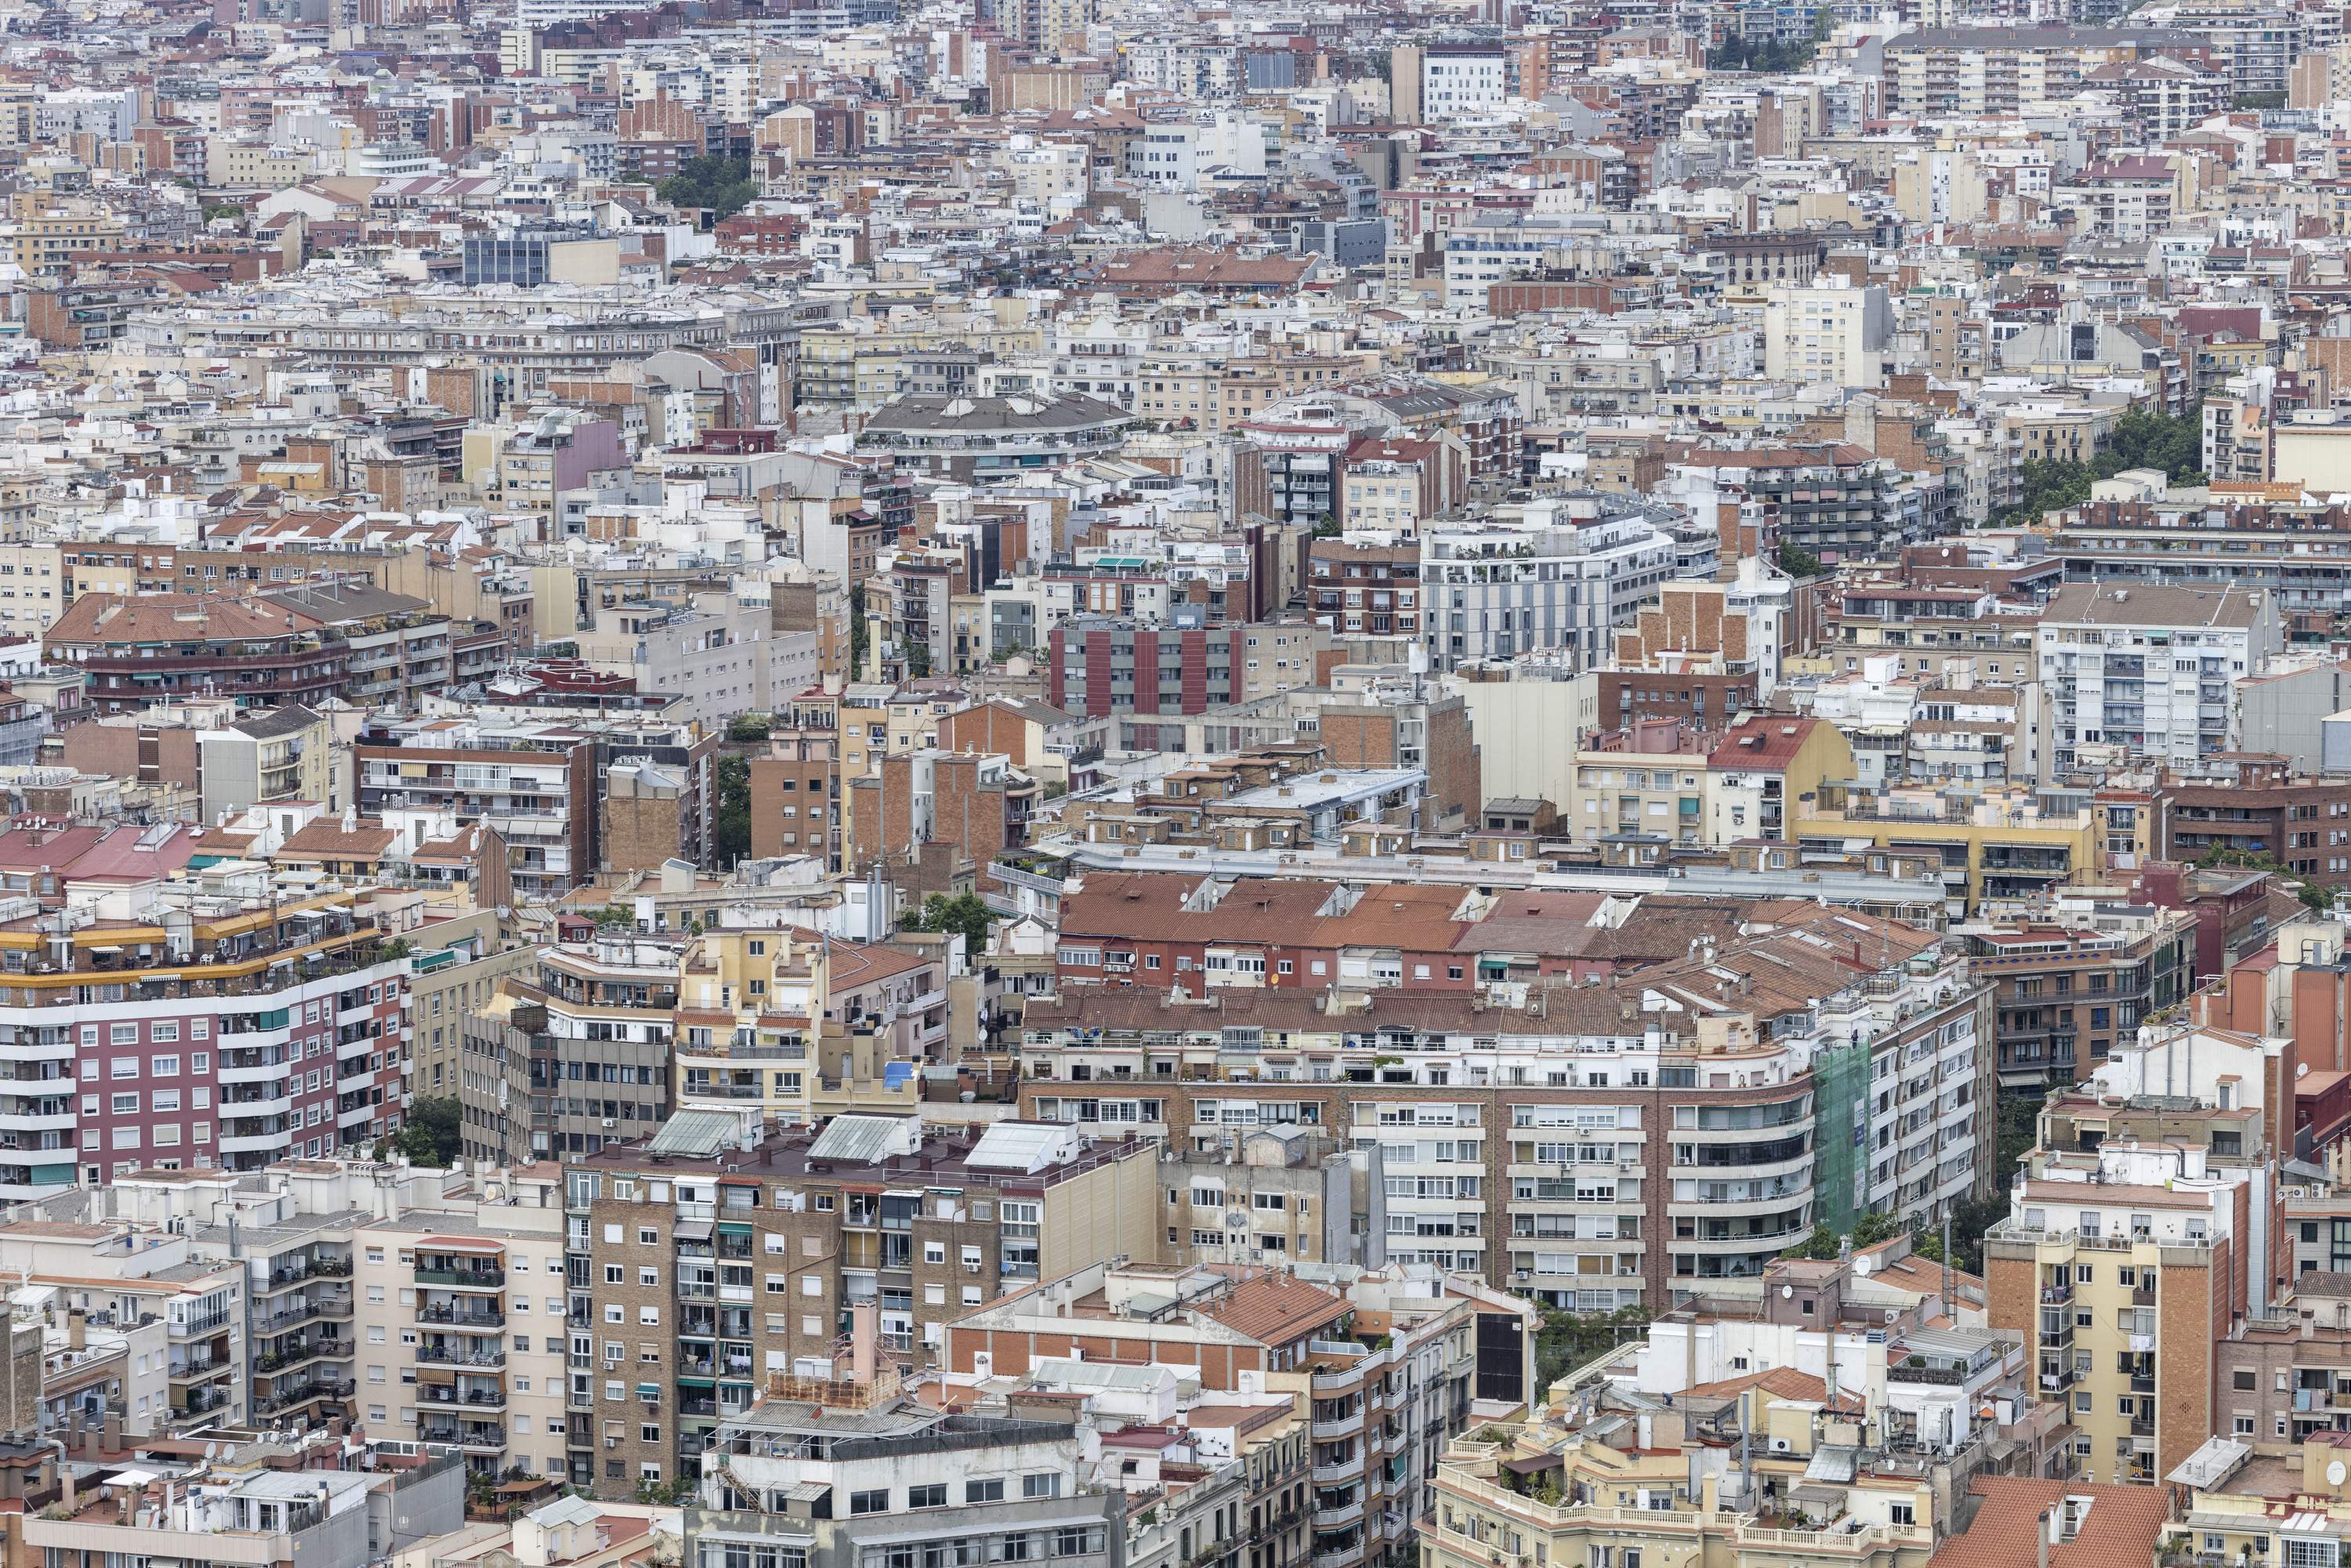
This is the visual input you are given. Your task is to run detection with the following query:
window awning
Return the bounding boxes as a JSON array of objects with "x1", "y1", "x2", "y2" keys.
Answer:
[{"x1": 416, "y1": 1236, "x2": 505, "y2": 1255}]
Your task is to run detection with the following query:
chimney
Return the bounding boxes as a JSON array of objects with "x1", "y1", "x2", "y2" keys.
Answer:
[
  {"x1": 66, "y1": 1309, "x2": 83, "y2": 1352},
  {"x1": 2038, "y1": 1507, "x2": 2052, "y2": 1568},
  {"x1": 850, "y1": 1301, "x2": 877, "y2": 1385}
]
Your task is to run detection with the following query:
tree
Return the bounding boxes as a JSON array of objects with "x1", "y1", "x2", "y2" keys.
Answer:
[
  {"x1": 1777, "y1": 541, "x2": 1822, "y2": 578},
  {"x1": 1533, "y1": 1304, "x2": 1654, "y2": 1391},
  {"x1": 1785, "y1": 1222, "x2": 1841, "y2": 1260},
  {"x1": 2194, "y1": 844, "x2": 2335, "y2": 913},
  {"x1": 636, "y1": 1476, "x2": 696, "y2": 1506},
  {"x1": 726, "y1": 714, "x2": 771, "y2": 744},
  {"x1": 714, "y1": 755, "x2": 752, "y2": 867},
  {"x1": 1313, "y1": 512, "x2": 1342, "y2": 538},
  {"x1": 395, "y1": 1098, "x2": 462, "y2": 1167},
  {"x1": 1989, "y1": 404, "x2": 2207, "y2": 527},
  {"x1": 654, "y1": 155, "x2": 757, "y2": 222},
  {"x1": 898, "y1": 891, "x2": 994, "y2": 955},
  {"x1": 1849, "y1": 1208, "x2": 1902, "y2": 1249},
  {"x1": 900, "y1": 640, "x2": 933, "y2": 679},
  {"x1": 849, "y1": 584, "x2": 868, "y2": 675}
]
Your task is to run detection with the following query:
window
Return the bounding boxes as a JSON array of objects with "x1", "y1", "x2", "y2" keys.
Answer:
[
  {"x1": 2233, "y1": 1369, "x2": 2257, "y2": 1391},
  {"x1": 150, "y1": 1052, "x2": 179, "y2": 1072},
  {"x1": 849, "y1": 1489, "x2": 890, "y2": 1515},
  {"x1": 1023, "y1": 1474, "x2": 1060, "y2": 1499},
  {"x1": 909, "y1": 1483, "x2": 947, "y2": 1508},
  {"x1": 968, "y1": 1479, "x2": 1005, "y2": 1503}
]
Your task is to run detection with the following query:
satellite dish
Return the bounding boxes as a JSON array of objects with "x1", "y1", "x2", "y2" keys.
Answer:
[
  {"x1": 2330, "y1": 1461, "x2": 2346, "y2": 1487},
  {"x1": 1781, "y1": 1284, "x2": 1795, "y2": 1298}
]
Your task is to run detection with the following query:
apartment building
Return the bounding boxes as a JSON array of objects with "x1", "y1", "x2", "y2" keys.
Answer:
[
  {"x1": 945, "y1": 1258, "x2": 1536, "y2": 1568},
  {"x1": 1762, "y1": 275, "x2": 1892, "y2": 390},
  {"x1": 563, "y1": 1113, "x2": 1157, "y2": 1496},
  {"x1": 1883, "y1": 27, "x2": 2198, "y2": 117},
  {"x1": 353, "y1": 716, "x2": 599, "y2": 902},
  {"x1": 352, "y1": 1174, "x2": 573, "y2": 1485},
  {"x1": 1793, "y1": 785, "x2": 2103, "y2": 918},
  {"x1": 1307, "y1": 538, "x2": 1424, "y2": 640},
  {"x1": 0, "y1": 1201, "x2": 252, "y2": 1433},
  {"x1": 408, "y1": 921, "x2": 538, "y2": 1104},
  {"x1": 18, "y1": 1445, "x2": 462, "y2": 1568},
  {"x1": 2036, "y1": 583, "x2": 2280, "y2": 771},
  {"x1": 42, "y1": 591, "x2": 352, "y2": 715},
  {"x1": 688, "y1": 1386, "x2": 1120, "y2": 1568},
  {"x1": 1955, "y1": 904, "x2": 2198, "y2": 1089},
  {"x1": 1159, "y1": 1128, "x2": 1378, "y2": 1269},
  {"x1": 498, "y1": 933, "x2": 680, "y2": 1161},
  {"x1": 1418, "y1": 504, "x2": 1679, "y2": 672},
  {"x1": 0, "y1": 870, "x2": 410, "y2": 1196},
  {"x1": 1431, "y1": 1386, "x2": 1938, "y2": 1568},
  {"x1": 669, "y1": 924, "x2": 945, "y2": 1123},
  {"x1": 2154, "y1": 753, "x2": 2351, "y2": 889},
  {"x1": 1022, "y1": 902, "x2": 1993, "y2": 1302},
  {"x1": 1992, "y1": 1127, "x2": 2272, "y2": 1486}
]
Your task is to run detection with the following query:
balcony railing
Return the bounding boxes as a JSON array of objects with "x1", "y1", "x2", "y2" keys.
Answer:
[{"x1": 416, "y1": 1266, "x2": 505, "y2": 1289}]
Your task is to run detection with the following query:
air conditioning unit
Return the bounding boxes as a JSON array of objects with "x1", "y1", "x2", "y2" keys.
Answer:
[
  {"x1": 604, "y1": 1436, "x2": 619, "y2": 1449},
  {"x1": 601, "y1": 1119, "x2": 617, "y2": 1129},
  {"x1": 603, "y1": 1360, "x2": 620, "y2": 1371}
]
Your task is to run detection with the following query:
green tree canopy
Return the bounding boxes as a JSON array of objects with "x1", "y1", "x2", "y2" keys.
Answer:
[
  {"x1": 714, "y1": 755, "x2": 751, "y2": 867},
  {"x1": 656, "y1": 156, "x2": 756, "y2": 221},
  {"x1": 897, "y1": 891, "x2": 994, "y2": 954},
  {"x1": 1991, "y1": 405, "x2": 2207, "y2": 528},
  {"x1": 394, "y1": 1097, "x2": 462, "y2": 1167},
  {"x1": 1777, "y1": 541, "x2": 1822, "y2": 578}
]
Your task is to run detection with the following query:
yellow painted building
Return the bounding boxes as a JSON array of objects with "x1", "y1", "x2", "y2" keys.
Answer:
[
  {"x1": 670, "y1": 927, "x2": 940, "y2": 1124},
  {"x1": 1795, "y1": 785, "x2": 2102, "y2": 917},
  {"x1": 1428, "y1": 1414, "x2": 1936, "y2": 1568},
  {"x1": 2, "y1": 194, "x2": 125, "y2": 275}
]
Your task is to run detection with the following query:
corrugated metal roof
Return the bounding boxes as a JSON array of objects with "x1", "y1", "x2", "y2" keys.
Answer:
[
  {"x1": 646, "y1": 1110, "x2": 738, "y2": 1158},
  {"x1": 807, "y1": 1114, "x2": 918, "y2": 1164},
  {"x1": 968, "y1": 1121, "x2": 1074, "y2": 1173},
  {"x1": 1803, "y1": 1445, "x2": 1860, "y2": 1483}
]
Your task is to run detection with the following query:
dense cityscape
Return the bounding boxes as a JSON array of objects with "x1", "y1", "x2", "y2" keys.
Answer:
[{"x1": 0, "y1": 0, "x2": 2342, "y2": 1566}]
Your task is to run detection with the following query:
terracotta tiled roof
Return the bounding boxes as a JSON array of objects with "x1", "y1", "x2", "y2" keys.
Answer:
[
  {"x1": 1932, "y1": 1478, "x2": 2170, "y2": 1568},
  {"x1": 1204, "y1": 1274, "x2": 1349, "y2": 1345}
]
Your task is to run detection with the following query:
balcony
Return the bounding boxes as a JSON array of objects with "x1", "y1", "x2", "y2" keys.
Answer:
[
  {"x1": 254, "y1": 1339, "x2": 346, "y2": 1374},
  {"x1": 419, "y1": 1305, "x2": 505, "y2": 1329},
  {"x1": 255, "y1": 1296, "x2": 352, "y2": 1334},
  {"x1": 421, "y1": 1385, "x2": 509, "y2": 1412},
  {"x1": 417, "y1": 1345, "x2": 505, "y2": 1369},
  {"x1": 416, "y1": 1266, "x2": 505, "y2": 1291},
  {"x1": 255, "y1": 1379, "x2": 352, "y2": 1416},
  {"x1": 418, "y1": 1421, "x2": 507, "y2": 1450}
]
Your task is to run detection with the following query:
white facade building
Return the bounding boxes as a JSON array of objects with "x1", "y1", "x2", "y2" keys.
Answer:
[
  {"x1": 2034, "y1": 582, "x2": 2279, "y2": 771},
  {"x1": 1419, "y1": 498, "x2": 1680, "y2": 671},
  {"x1": 1763, "y1": 274, "x2": 1893, "y2": 389}
]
